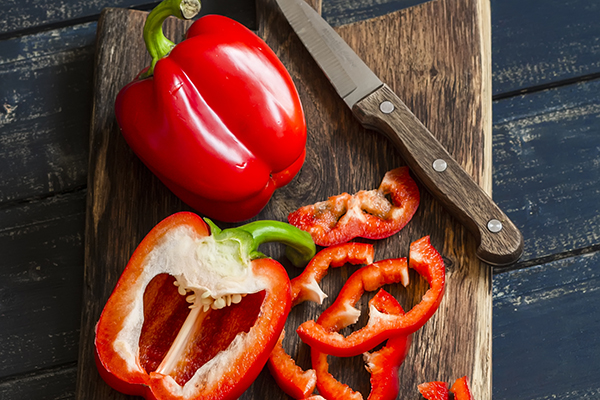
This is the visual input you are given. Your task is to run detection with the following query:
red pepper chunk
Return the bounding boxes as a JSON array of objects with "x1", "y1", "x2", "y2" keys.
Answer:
[
  {"x1": 418, "y1": 376, "x2": 472, "y2": 400},
  {"x1": 297, "y1": 236, "x2": 445, "y2": 357},
  {"x1": 450, "y1": 376, "x2": 473, "y2": 400},
  {"x1": 268, "y1": 243, "x2": 375, "y2": 399},
  {"x1": 115, "y1": 0, "x2": 306, "y2": 223},
  {"x1": 312, "y1": 289, "x2": 412, "y2": 400},
  {"x1": 418, "y1": 381, "x2": 449, "y2": 400},
  {"x1": 94, "y1": 212, "x2": 316, "y2": 400},
  {"x1": 288, "y1": 167, "x2": 420, "y2": 246}
]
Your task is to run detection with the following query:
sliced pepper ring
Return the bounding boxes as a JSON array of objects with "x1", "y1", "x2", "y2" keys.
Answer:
[
  {"x1": 288, "y1": 166, "x2": 420, "y2": 246},
  {"x1": 297, "y1": 236, "x2": 445, "y2": 358},
  {"x1": 312, "y1": 289, "x2": 412, "y2": 400},
  {"x1": 268, "y1": 243, "x2": 375, "y2": 399}
]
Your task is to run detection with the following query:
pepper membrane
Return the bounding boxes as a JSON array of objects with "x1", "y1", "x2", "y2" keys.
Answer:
[
  {"x1": 94, "y1": 212, "x2": 315, "y2": 400},
  {"x1": 115, "y1": 0, "x2": 307, "y2": 222}
]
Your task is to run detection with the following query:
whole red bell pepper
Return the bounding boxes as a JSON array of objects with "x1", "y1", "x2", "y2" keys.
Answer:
[
  {"x1": 115, "y1": 0, "x2": 307, "y2": 222},
  {"x1": 94, "y1": 212, "x2": 316, "y2": 400},
  {"x1": 267, "y1": 243, "x2": 375, "y2": 399},
  {"x1": 297, "y1": 236, "x2": 445, "y2": 357},
  {"x1": 312, "y1": 289, "x2": 412, "y2": 400},
  {"x1": 288, "y1": 166, "x2": 420, "y2": 246}
]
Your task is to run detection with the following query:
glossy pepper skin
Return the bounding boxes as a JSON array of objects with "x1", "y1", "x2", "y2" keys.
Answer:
[
  {"x1": 417, "y1": 381, "x2": 449, "y2": 400},
  {"x1": 312, "y1": 289, "x2": 412, "y2": 400},
  {"x1": 297, "y1": 236, "x2": 445, "y2": 357},
  {"x1": 115, "y1": 0, "x2": 307, "y2": 222},
  {"x1": 94, "y1": 212, "x2": 316, "y2": 400},
  {"x1": 267, "y1": 243, "x2": 375, "y2": 399},
  {"x1": 418, "y1": 376, "x2": 473, "y2": 400}
]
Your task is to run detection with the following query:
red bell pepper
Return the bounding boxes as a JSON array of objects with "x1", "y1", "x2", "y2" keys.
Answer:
[
  {"x1": 115, "y1": 0, "x2": 307, "y2": 223},
  {"x1": 312, "y1": 289, "x2": 412, "y2": 400},
  {"x1": 417, "y1": 381, "x2": 448, "y2": 400},
  {"x1": 288, "y1": 166, "x2": 419, "y2": 246},
  {"x1": 418, "y1": 376, "x2": 472, "y2": 400},
  {"x1": 268, "y1": 243, "x2": 375, "y2": 399},
  {"x1": 450, "y1": 376, "x2": 473, "y2": 400},
  {"x1": 94, "y1": 212, "x2": 315, "y2": 400},
  {"x1": 297, "y1": 236, "x2": 445, "y2": 357}
]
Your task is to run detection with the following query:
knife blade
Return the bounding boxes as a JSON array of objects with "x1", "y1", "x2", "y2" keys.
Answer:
[{"x1": 275, "y1": 0, "x2": 523, "y2": 266}]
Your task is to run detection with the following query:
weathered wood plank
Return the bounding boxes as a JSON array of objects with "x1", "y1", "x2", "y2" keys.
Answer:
[
  {"x1": 492, "y1": 250, "x2": 600, "y2": 399},
  {"x1": 0, "y1": 23, "x2": 95, "y2": 203},
  {"x1": 492, "y1": 78, "x2": 600, "y2": 264},
  {"x1": 491, "y1": 0, "x2": 600, "y2": 96},
  {"x1": 0, "y1": 191, "x2": 86, "y2": 378},
  {"x1": 322, "y1": 0, "x2": 432, "y2": 26},
  {"x1": 0, "y1": 364, "x2": 77, "y2": 400},
  {"x1": 0, "y1": 0, "x2": 256, "y2": 36}
]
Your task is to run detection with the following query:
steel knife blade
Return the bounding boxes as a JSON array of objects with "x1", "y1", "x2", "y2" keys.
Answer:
[{"x1": 275, "y1": 0, "x2": 523, "y2": 266}]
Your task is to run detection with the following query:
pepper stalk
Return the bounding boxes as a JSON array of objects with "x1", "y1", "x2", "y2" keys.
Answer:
[{"x1": 142, "y1": 0, "x2": 201, "y2": 77}]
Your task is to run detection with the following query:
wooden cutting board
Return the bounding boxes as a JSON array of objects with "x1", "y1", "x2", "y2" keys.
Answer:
[{"x1": 76, "y1": 0, "x2": 493, "y2": 398}]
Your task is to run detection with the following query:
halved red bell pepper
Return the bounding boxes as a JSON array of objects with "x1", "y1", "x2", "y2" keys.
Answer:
[
  {"x1": 268, "y1": 243, "x2": 375, "y2": 399},
  {"x1": 418, "y1": 376, "x2": 472, "y2": 400},
  {"x1": 312, "y1": 289, "x2": 412, "y2": 400},
  {"x1": 94, "y1": 212, "x2": 315, "y2": 400},
  {"x1": 115, "y1": 0, "x2": 306, "y2": 223},
  {"x1": 288, "y1": 167, "x2": 420, "y2": 246},
  {"x1": 297, "y1": 236, "x2": 445, "y2": 357}
]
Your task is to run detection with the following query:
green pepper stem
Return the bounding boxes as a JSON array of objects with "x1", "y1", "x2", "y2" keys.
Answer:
[
  {"x1": 142, "y1": 0, "x2": 201, "y2": 77},
  {"x1": 239, "y1": 220, "x2": 317, "y2": 267},
  {"x1": 205, "y1": 218, "x2": 316, "y2": 268}
]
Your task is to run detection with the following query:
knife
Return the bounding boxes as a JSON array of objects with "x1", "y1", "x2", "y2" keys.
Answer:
[{"x1": 274, "y1": 0, "x2": 523, "y2": 266}]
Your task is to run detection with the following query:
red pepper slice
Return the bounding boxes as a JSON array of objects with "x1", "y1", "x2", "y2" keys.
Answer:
[
  {"x1": 418, "y1": 376, "x2": 472, "y2": 400},
  {"x1": 297, "y1": 236, "x2": 445, "y2": 357},
  {"x1": 312, "y1": 289, "x2": 412, "y2": 400},
  {"x1": 115, "y1": 0, "x2": 306, "y2": 222},
  {"x1": 450, "y1": 376, "x2": 473, "y2": 400},
  {"x1": 288, "y1": 166, "x2": 420, "y2": 246},
  {"x1": 418, "y1": 381, "x2": 449, "y2": 400},
  {"x1": 268, "y1": 243, "x2": 375, "y2": 399},
  {"x1": 94, "y1": 212, "x2": 316, "y2": 400}
]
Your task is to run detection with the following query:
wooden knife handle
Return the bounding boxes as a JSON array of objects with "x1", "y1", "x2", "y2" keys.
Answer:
[{"x1": 353, "y1": 84, "x2": 523, "y2": 266}]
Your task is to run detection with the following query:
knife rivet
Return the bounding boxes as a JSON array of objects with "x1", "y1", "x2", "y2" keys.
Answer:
[
  {"x1": 432, "y1": 159, "x2": 447, "y2": 172},
  {"x1": 379, "y1": 101, "x2": 395, "y2": 114},
  {"x1": 487, "y1": 219, "x2": 503, "y2": 233}
]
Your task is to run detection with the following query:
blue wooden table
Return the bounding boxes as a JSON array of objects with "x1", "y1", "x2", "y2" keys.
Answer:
[{"x1": 1, "y1": 0, "x2": 599, "y2": 398}]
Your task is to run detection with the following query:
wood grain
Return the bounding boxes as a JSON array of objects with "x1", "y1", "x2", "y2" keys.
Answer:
[
  {"x1": 493, "y1": 251, "x2": 600, "y2": 399},
  {"x1": 491, "y1": 0, "x2": 600, "y2": 96},
  {"x1": 76, "y1": 0, "x2": 492, "y2": 398},
  {"x1": 493, "y1": 79, "x2": 600, "y2": 264}
]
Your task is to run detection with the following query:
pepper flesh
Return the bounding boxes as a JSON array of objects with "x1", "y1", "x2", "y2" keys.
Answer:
[
  {"x1": 418, "y1": 376, "x2": 472, "y2": 400},
  {"x1": 312, "y1": 289, "x2": 412, "y2": 400},
  {"x1": 288, "y1": 167, "x2": 419, "y2": 246},
  {"x1": 417, "y1": 381, "x2": 449, "y2": 400},
  {"x1": 450, "y1": 376, "x2": 473, "y2": 400},
  {"x1": 115, "y1": 0, "x2": 306, "y2": 222},
  {"x1": 268, "y1": 243, "x2": 375, "y2": 399},
  {"x1": 297, "y1": 236, "x2": 445, "y2": 357},
  {"x1": 94, "y1": 212, "x2": 315, "y2": 400}
]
